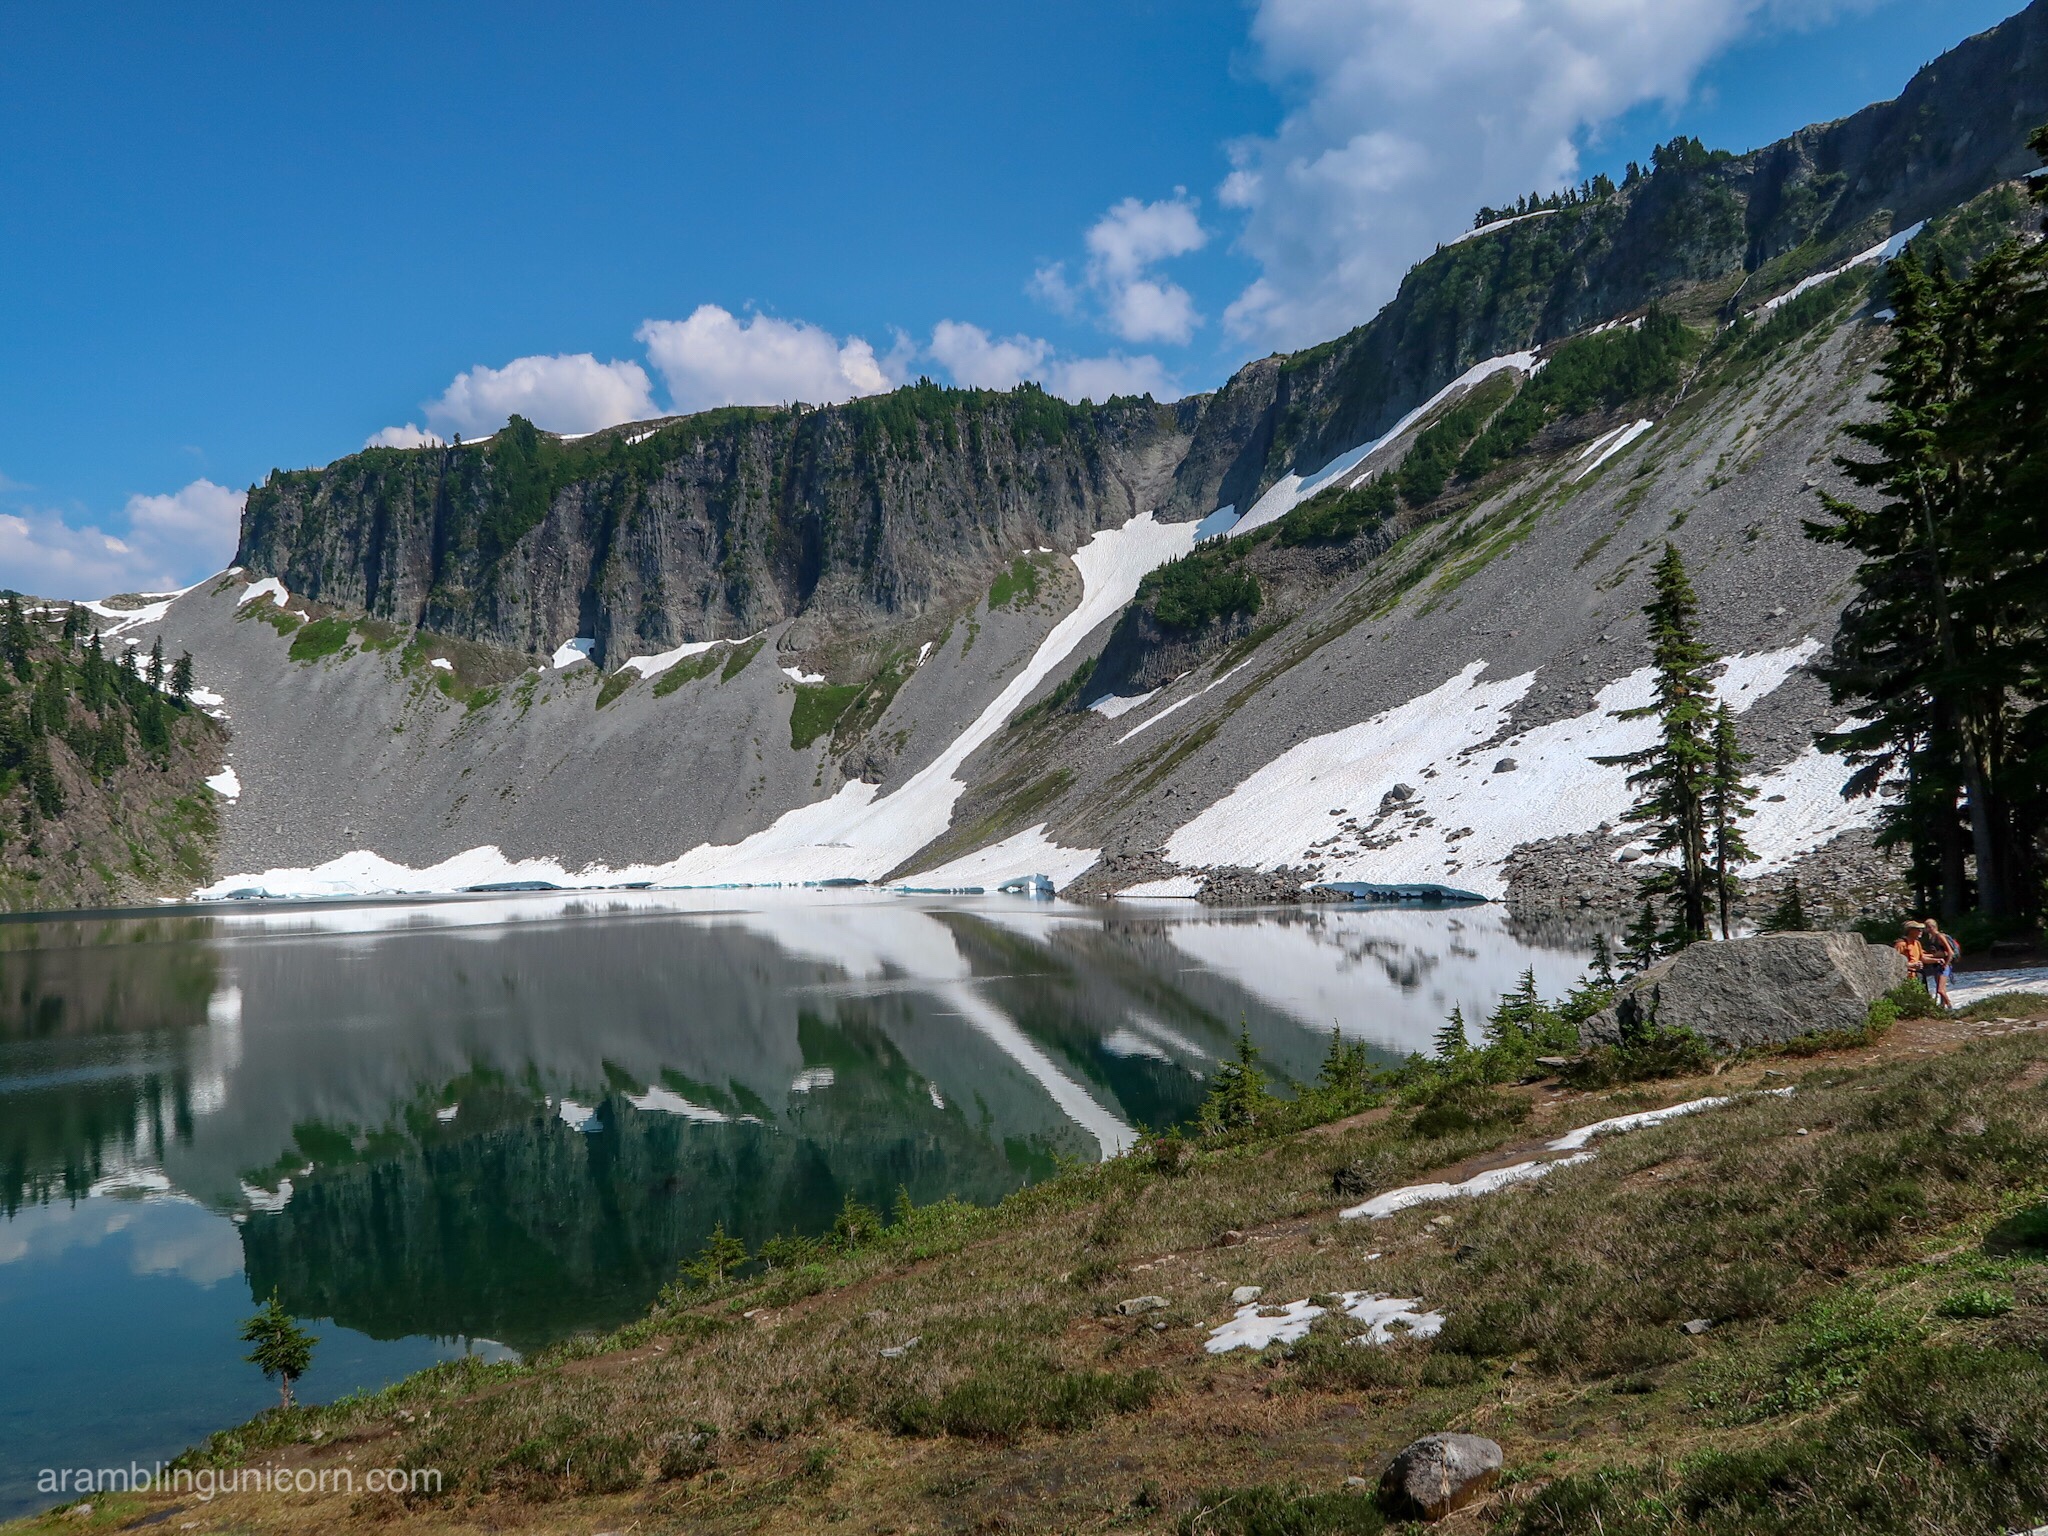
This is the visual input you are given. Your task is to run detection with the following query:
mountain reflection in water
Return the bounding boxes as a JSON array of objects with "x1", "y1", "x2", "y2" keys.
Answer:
[{"x1": 1, "y1": 892, "x2": 1592, "y2": 1350}]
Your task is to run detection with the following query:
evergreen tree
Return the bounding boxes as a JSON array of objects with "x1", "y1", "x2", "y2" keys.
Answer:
[
  {"x1": 1432, "y1": 1006, "x2": 1470, "y2": 1063},
  {"x1": 79, "y1": 633, "x2": 108, "y2": 712},
  {"x1": 1598, "y1": 545, "x2": 1717, "y2": 943},
  {"x1": 678, "y1": 1222, "x2": 748, "y2": 1288},
  {"x1": 1201, "y1": 1024, "x2": 1271, "y2": 1134},
  {"x1": 1707, "y1": 703, "x2": 1757, "y2": 938},
  {"x1": 240, "y1": 1292, "x2": 316, "y2": 1410},
  {"x1": 147, "y1": 636, "x2": 165, "y2": 691},
  {"x1": 59, "y1": 604, "x2": 81, "y2": 647},
  {"x1": 1316, "y1": 1026, "x2": 1369, "y2": 1093},
  {"x1": 1759, "y1": 878, "x2": 1809, "y2": 933},
  {"x1": 1588, "y1": 933, "x2": 1618, "y2": 988},
  {"x1": 171, "y1": 652, "x2": 194, "y2": 704},
  {"x1": 2, "y1": 595, "x2": 30, "y2": 681},
  {"x1": 1623, "y1": 899, "x2": 1663, "y2": 975}
]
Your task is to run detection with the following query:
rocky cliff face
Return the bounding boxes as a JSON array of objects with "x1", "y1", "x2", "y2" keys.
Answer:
[{"x1": 237, "y1": 388, "x2": 1197, "y2": 667}]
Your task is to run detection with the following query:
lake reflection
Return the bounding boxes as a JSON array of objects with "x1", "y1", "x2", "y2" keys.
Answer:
[{"x1": 0, "y1": 891, "x2": 1593, "y2": 1515}]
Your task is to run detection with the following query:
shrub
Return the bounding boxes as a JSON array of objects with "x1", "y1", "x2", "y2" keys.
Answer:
[
  {"x1": 1140, "y1": 546, "x2": 1262, "y2": 631},
  {"x1": 884, "y1": 1354, "x2": 1160, "y2": 1441},
  {"x1": 1278, "y1": 477, "x2": 1399, "y2": 547},
  {"x1": 287, "y1": 617, "x2": 352, "y2": 663}
]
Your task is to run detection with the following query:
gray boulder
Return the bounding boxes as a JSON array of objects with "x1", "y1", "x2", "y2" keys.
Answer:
[
  {"x1": 1378, "y1": 1433, "x2": 1503, "y2": 1521},
  {"x1": 1581, "y1": 932, "x2": 1907, "y2": 1051}
]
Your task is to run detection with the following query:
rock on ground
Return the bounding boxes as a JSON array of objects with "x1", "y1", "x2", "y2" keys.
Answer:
[
  {"x1": 1581, "y1": 931, "x2": 1907, "y2": 1051},
  {"x1": 1378, "y1": 1433, "x2": 1504, "y2": 1521}
]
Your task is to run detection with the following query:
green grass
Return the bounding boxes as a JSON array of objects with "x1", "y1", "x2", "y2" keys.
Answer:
[
  {"x1": 720, "y1": 635, "x2": 767, "y2": 683},
  {"x1": 651, "y1": 647, "x2": 727, "y2": 697},
  {"x1": 286, "y1": 616, "x2": 353, "y2": 663},
  {"x1": 790, "y1": 683, "x2": 861, "y2": 750},
  {"x1": 595, "y1": 669, "x2": 636, "y2": 709},
  {"x1": 987, "y1": 555, "x2": 1043, "y2": 610}
]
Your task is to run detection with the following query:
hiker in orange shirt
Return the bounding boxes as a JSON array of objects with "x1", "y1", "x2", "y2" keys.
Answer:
[{"x1": 1894, "y1": 919, "x2": 1927, "y2": 982}]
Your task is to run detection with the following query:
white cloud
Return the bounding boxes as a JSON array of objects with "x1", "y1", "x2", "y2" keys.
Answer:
[
  {"x1": 0, "y1": 478, "x2": 245, "y2": 599},
  {"x1": 365, "y1": 423, "x2": 445, "y2": 449},
  {"x1": 929, "y1": 321, "x2": 1052, "y2": 390},
  {"x1": 1223, "y1": 0, "x2": 1872, "y2": 348},
  {"x1": 1044, "y1": 352, "x2": 1179, "y2": 403},
  {"x1": 423, "y1": 353, "x2": 658, "y2": 439},
  {"x1": 926, "y1": 321, "x2": 1178, "y2": 403},
  {"x1": 637, "y1": 305, "x2": 903, "y2": 413},
  {"x1": 1086, "y1": 194, "x2": 1208, "y2": 281},
  {"x1": 1033, "y1": 193, "x2": 1209, "y2": 346}
]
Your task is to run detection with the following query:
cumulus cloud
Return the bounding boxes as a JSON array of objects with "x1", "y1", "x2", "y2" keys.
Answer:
[
  {"x1": 1223, "y1": 0, "x2": 1872, "y2": 348},
  {"x1": 1032, "y1": 193, "x2": 1209, "y2": 346},
  {"x1": 417, "y1": 352, "x2": 658, "y2": 440},
  {"x1": 926, "y1": 321, "x2": 1177, "y2": 403},
  {"x1": 638, "y1": 305, "x2": 905, "y2": 413},
  {"x1": 365, "y1": 423, "x2": 444, "y2": 449},
  {"x1": 0, "y1": 479, "x2": 245, "y2": 599},
  {"x1": 928, "y1": 321, "x2": 1053, "y2": 390}
]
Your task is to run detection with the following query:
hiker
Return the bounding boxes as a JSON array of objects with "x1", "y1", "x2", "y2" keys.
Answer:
[
  {"x1": 1921, "y1": 917, "x2": 1960, "y2": 1009},
  {"x1": 1894, "y1": 919, "x2": 1926, "y2": 985}
]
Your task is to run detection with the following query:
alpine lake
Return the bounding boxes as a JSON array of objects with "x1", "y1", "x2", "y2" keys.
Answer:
[{"x1": 0, "y1": 888, "x2": 1600, "y2": 1517}]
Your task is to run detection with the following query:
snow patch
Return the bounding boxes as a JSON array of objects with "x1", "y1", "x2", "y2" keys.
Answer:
[
  {"x1": 1545, "y1": 1095, "x2": 1732, "y2": 1152},
  {"x1": 790, "y1": 1067, "x2": 836, "y2": 1093},
  {"x1": 1230, "y1": 351, "x2": 1540, "y2": 541},
  {"x1": 1341, "y1": 1155, "x2": 1590, "y2": 1220},
  {"x1": 1089, "y1": 689, "x2": 1159, "y2": 720},
  {"x1": 1205, "y1": 1290, "x2": 1444, "y2": 1354},
  {"x1": 1115, "y1": 875, "x2": 1202, "y2": 899},
  {"x1": 204, "y1": 765, "x2": 242, "y2": 800},
  {"x1": 1117, "y1": 660, "x2": 1253, "y2": 744},
  {"x1": 901, "y1": 824, "x2": 1100, "y2": 892},
  {"x1": 240, "y1": 1178, "x2": 293, "y2": 1213},
  {"x1": 429, "y1": 657, "x2": 454, "y2": 672},
  {"x1": 1570, "y1": 419, "x2": 1652, "y2": 481},
  {"x1": 618, "y1": 633, "x2": 755, "y2": 680},
  {"x1": 552, "y1": 638, "x2": 596, "y2": 669},
  {"x1": 1193, "y1": 504, "x2": 1239, "y2": 543},
  {"x1": 1446, "y1": 208, "x2": 1558, "y2": 246},
  {"x1": 782, "y1": 665, "x2": 826, "y2": 684},
  {"x1": 435, "y1": 1105, "x2": 459, "y2": 1123},
  {"x1": 236, "y1": 578, "x2": 289, "y2": 610},
  {"x1": 1163, "y1": 641, "x2": 1845, "y2": 897},
  {"x1": 1761, "y1": 222, "x2": 1926, "y2": 313}
]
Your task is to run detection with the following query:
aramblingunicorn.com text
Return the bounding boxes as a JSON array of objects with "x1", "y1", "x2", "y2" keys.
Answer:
[{"x1": 39, "y1": 1461, "x2": 441, "y2": 1501}]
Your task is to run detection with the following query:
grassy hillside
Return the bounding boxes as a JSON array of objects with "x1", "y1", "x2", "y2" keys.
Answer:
[{"x1": 30, "y1": 989, "x2": 2048, "y2": 1534}]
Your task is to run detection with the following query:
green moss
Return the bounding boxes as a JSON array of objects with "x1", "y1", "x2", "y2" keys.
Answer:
[
  {"x1": 287, "y1": 616, "x2": 353, "y2": 663},
  {"x1": 241, "y1": 603, "x2": 303, "y2": 637},
  {"x1": 790, "y1": 683, "x2": 862, "y2": 750}
]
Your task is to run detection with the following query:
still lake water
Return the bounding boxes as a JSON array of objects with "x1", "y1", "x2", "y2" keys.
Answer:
[{"x1": 0, "y1": 890, "x2": 1596, "y2": 1516}]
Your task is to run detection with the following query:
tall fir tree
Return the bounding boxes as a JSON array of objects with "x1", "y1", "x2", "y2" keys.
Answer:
[
  {"x1": 1598, "y1": 545, "x2": 1717, "y2": 944},
  {"x1": 1707, "y1": 703, "x2": 1757, "y2": 939},
  {"x1": 1432, "y1": 1006, "x2": 1470, "y2": 1062}
]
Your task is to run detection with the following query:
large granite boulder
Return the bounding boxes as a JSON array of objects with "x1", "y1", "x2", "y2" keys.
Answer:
[
  {"x1": 1378, "y1": 1433, "x2": 1504, "y2": 1520},
  {"x1": 1581, "y1": 932, "x2": 1908, "y2": 1051}
]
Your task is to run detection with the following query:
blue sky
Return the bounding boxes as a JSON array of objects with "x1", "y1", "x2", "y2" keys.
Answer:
[{"x1": 0, "y1": 0, "x2": 2028, "y2": 597}]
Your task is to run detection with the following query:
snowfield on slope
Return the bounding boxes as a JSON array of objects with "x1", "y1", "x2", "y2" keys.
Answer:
[
  {"x1": 196, "y1": 511, "x2": 1192, "y2": 898},
  {"x1": 1162, "y1": 639, "x2": 1872, "y2": 898}
]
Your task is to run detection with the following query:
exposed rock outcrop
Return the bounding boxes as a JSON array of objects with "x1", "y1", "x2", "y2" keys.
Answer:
[
  {"x1": 1378, "y1": 1433, "x2": 1504, "y2": 1521},
  {"x1": 1581, "y1": 932, "x2": 1908, "y2": 1051}
]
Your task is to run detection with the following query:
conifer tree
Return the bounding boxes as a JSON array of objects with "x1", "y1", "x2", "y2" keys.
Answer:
[
  {"x1": 2, "y1": 596, "x2": 30, "y2": 681},
  {"x1": 1599, "y1": 545, "x2": 1716, "y2": 944},
  {"x1": 1432, "y1": 1006, "x2": 1470, "y2": 1063},
  {"x1": 1623, "y1": 899, "x2": 1663, "y2": 975},
  {"x1": 1588, "y1": 933, "x2": 1618, "y2": 988},
  {"x1": 1202, "y1": 1025, "x2": 1270, "y2": 1133},
  {"x1": 171, "y1": 652, "x2": 194, "y2": 704},
  {"x1": 147, "y1": 636, "x2": 165, "y2": 691},
  {"x1": 1760, "y1": 878, "x2": 1809, "y2": 933},
  {"x1": 240, "y1": 1292, "x2": 316, "y2": 1410},
  {"x1": 1708, "y1": 703, "x2": 1757, "y2": 938}
]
